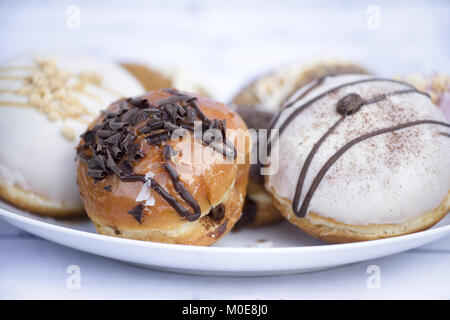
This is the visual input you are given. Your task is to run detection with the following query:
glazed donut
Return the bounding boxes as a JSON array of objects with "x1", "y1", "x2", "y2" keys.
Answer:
[
  {"x1": 76, "y1": 89, "x2": 251, "y2": 245},
  {"x1": 265, "y1": 73, "x2": 450, "y2": 243},
  {"x1": 231, "y1": 59, "x2": 370, "y2": 227},
  {"x1": 0, "y1": 52, "x2": 144, "y2": 217},
  {"x1": 122, "y1": 63, "x2": 209, "y2": 97}
]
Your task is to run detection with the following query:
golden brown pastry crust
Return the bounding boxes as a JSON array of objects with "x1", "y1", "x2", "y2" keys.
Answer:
[
  {"x1": 76, "y1": 90, "x2": 251, "y2": 245},
  {"x1": 0, "y1": 180, "x2": 83, "y2": 217},
  {"x1": 121, "y1": 63, "x2": 172, "y2": 92},
  {"x1": 92, "y1": 163, "x2": 249, "y2": 245},
  {"x1": 269, "y1": 186, "x2": 450, "y2": 243},
  {"x1": 122, "y1": 63, "x2": 210, "y2": 97}
]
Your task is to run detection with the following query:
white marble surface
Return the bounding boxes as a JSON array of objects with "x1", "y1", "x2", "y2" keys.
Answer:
[{"x1": 0, "y1": 0, "x2": 449, "y2": 299}]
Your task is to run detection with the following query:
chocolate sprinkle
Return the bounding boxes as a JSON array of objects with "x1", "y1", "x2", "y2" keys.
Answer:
[
  {"x1": 127, "y1": 97, "x2": 150, "y2": 109},
  {"x1": 209, "y1": 204, "x2": 226, "y2": 221},
  {"x1": 86, "y1": 169, "x2": 106, "y2": 179},
  {"x1": 80, "y1": 130, "x2": 96, "y2": 146},
  {"x1": 139, "y1": 120, "x2": 164, "y2": 134},
  {"x1": 146, "y1": 131, "x2": 170, "y2": 145},
  {"x1": 127, "y1": 204, "x2": 144, "y2": 223},
  {"x1": 97, "y1": 129, "x2": 115, "y2": 139},
  {"x1": 109, "y1": 122, "x2": 127, "y2": 131},
  {"x1": 163, "y1": 144, "x2": 172, "y2": 161}
]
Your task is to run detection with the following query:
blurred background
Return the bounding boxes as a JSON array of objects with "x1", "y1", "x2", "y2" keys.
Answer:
[{"x1": 0, "y1": 0, "x2": 448, "y2": 101}]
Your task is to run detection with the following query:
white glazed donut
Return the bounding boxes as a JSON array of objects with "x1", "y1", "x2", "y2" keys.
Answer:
[
  {"x1": 266, "y1": 74, "x2": 450, "y2": 242},
  {"x1": 230, "y1": 59, "x2": 370, "y2": 227},
  {"x1": 0, "y1": 52, "x2": 144, "y2": 217}
]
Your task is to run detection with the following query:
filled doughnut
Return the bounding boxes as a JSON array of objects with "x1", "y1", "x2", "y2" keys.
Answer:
[
  {"x1": 0, "y1": 52, "x2": 144, "y2": 217},
  {"x1": 76, "y1": 89, "x2": 251, "y2": 245},
  {"x1": 231, "y1": 59, "x2": 370, "y2": 227},
  {"x1": 265, "y1": 74, "x2": 450, "y2": 243}
]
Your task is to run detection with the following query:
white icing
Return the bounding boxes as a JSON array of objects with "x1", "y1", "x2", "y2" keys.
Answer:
[
  {"x1": 0, "y1": 163, "x2": 30, "y2": 190},
  {"x1": 0, "y1": 52, "x2": 144, "y2": 208},
  {"x1": 252, "y1": 62, "x2": 306, "y2": 112},
  {"x1": 440, "y1": 92, "x2": 450, "y2": 120},
  {"x1": 267, "y1": 74, "x2": 450, "y2": 225}
]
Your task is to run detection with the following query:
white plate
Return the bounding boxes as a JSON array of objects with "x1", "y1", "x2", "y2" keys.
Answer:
[{"x1": 0, "y1": 199, "x2": 449, "y2": 276}]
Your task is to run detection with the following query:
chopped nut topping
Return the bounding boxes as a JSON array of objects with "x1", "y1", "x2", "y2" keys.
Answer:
[
  {"x1": 17, "y1": 58, "x2": 100, "y2": 124},
  {"x1": 0, "y1": 58, "x2": 117, "y2": 141},
  {"x1": 61, "y1": 124, "x2": 76, "y2": 141}
]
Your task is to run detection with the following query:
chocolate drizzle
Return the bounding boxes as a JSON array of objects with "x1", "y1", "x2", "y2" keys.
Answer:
[
  {"x1": 77, "y1": 89, "x2": 235, "y2": 223},
  {"x1": 292, "y1": 115, "x2": 346, "y2": 211},
  {"x1": 296, "y1": 120, "x2": 450, "y2": 217},
  {"x1": 268, "y1": 75, "x2": 328, "y2": 129},
  {"x1": 160, "y1": 145, "x2": 201, "y2": 221},
  {"x1": 292, "y1": 89, "x2": 424, "y2": 214},
  {"x1": 267, "y1": 76, "x2": 449, "y2": 218},
  {"x1": 267, "y1": 78, "x2": 420, "y2": 155}
]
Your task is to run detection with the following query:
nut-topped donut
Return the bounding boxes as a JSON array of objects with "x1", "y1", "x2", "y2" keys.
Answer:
[
  {"x1": 76, "y1": 89, "x2": 251, "y2": 245},
  {"x1": 265, "y1": 74, "x2": 450, "y2": 243},
  {"x1": 0, "y1": 52, "x2": 144, "y2": 217}
]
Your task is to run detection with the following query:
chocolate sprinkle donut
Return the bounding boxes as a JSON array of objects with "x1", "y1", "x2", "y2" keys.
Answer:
[{"x1": 77, "y1": 89, "x2": 236, "y2": 223}]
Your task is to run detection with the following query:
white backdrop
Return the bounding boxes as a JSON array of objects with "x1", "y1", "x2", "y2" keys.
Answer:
[
  {"x1": 1, "y1": 0, "x2": 449, "y2": 101},
  {"x1": 0, "y1": 0, "x2": 449, "y2": 299}
]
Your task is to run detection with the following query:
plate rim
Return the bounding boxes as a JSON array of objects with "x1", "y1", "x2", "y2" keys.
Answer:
[{"x1": 1, "y1": 204, "x2": 449, "y2": 254}]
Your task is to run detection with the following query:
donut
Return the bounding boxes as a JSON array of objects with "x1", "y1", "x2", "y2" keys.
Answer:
[
  {"x1": 231, "y1": 59, "x2": 370, "y2": 227},
  {"x1": 122, "y1": 63, "x2": 209, "y2": 97},
  {"x1": 76, "y1": 89, "x2": 251, "y2": 245},
  {"x1": 265, "y1": 74, "x2": 450, "y2": 243},
  {"x1": 0, "y1": 52, "x2": 144, "y2": 217}
]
